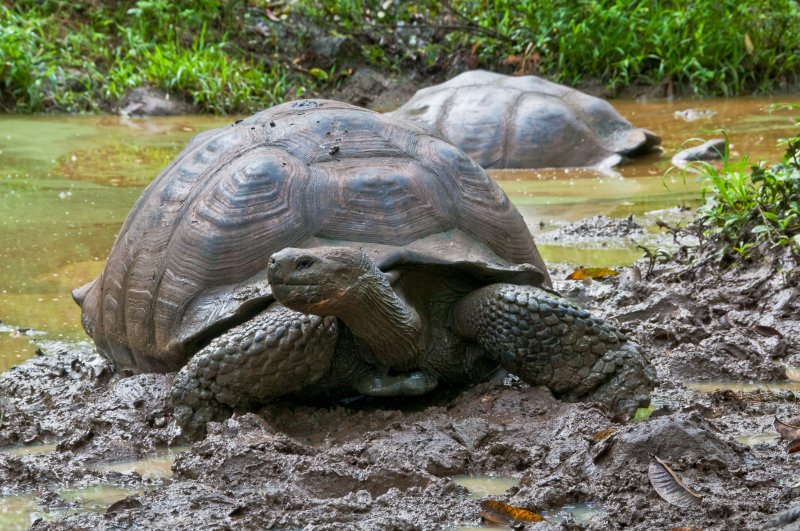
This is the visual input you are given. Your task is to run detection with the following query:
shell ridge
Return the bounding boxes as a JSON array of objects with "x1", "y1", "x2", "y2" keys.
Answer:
[
  {"x1": 148, "y1": 141, "x2": 256, "y2": 358},
  {"x1": 98, "y1": 131, "x2": 224, "y2": 350}
]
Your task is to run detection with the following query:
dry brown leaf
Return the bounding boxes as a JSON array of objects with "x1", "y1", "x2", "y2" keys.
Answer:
[
  {"x1": 788, "y1": 439, "x2": 800, "y2": 454},
  {"x1": 774, "y1": 417, "x2": 800, "y2": 441},
  {"x1": 648, "y1": 455, "x2": 701, "y2": 508},
  {"x1": 592, "y1": 428, "x2": 617, "y2": 442},
  {"x1": 479, "y1": 499, "x2": 544, "y2": 525},
  {"x1": 566, "y1": 267, "x2": 620, "y2": 281},
  {"x1": 753, "y1": 324, "x2": 784, "y2": 338}
]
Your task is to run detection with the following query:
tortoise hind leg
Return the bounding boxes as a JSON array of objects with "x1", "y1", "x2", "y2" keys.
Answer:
[
  {"x1": 172, "y1": 304, "x2": 339, "y2": 439},
  {"x1": 452, "y1": 283, "x2": 655, "y2": 421}
]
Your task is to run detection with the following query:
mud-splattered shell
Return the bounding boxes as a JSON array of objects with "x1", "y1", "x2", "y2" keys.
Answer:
[
  {"x1": 73, "y1": 99, "x2": 551, "y2": 373},
  {"x1": 388, "y1": 70, "x2": 661, "y2": 169}
]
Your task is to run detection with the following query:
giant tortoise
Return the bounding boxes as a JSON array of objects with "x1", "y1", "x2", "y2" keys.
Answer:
[
  {"x1": 388, "y1": 70, "x2": 661, "y2": 169},
  {"x1": 73, "y1": 99, "x2": 654, "y2": 437}
]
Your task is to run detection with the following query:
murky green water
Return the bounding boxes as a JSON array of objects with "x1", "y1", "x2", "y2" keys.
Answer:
[
  {"x1": 0, "y1": 443, "x2": 58, "y2": 456},
  {"x1": 451, "y1": 475, "x2": 605, "y2": 527},
  {"x1": 684, "y1": 381, "x2": 800, "y2": 393},
  {"x1": 0, "y1": 485, "x2": 143, "y2": 531},
  {"x1": 0, "y1": 445, "x2": 184, "y2": 528},
  {"x1": 0, "y1": 97, "x2": 797, "y2": 371},
  {"x1": 451, "y1": 475, "x2": 520, "y2": 499},
  {"x1": 87, "y1": 446, "x2": 186, "y2": 479},
  {"x1": 0, "y1": 115, "x2": 230, "y2": 368}
]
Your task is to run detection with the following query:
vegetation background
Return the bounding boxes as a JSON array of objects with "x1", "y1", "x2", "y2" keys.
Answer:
[
  {"x1": 2, "y1": 0, "x2": 800, "y2": 114},
  {"x1": 1, "y1": 0, "x2": 798, "y2": 259}
]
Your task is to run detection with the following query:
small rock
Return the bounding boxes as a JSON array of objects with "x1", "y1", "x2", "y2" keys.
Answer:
[
  {"x1": 119, "y1": 88, "x2": 193, "y2": 117},
  {"x1": 673, "y1": 108, "x2": 717, "y2": 121},
  {"x1": 671, "y1": 138, "x2": 726, "y2": 167}
]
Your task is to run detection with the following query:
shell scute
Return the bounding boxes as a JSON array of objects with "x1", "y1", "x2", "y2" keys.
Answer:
[{"x1": 309, "y1": 160, "x2": 455, "y2": 245}]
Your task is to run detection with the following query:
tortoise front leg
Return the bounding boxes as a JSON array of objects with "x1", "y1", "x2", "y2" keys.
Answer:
[
  {"x1": 452, "y1": 284, "x2": 655, "y2": 421},
  {"x1": 172, "y1": 304, "x2": 339, "y2": 438}
]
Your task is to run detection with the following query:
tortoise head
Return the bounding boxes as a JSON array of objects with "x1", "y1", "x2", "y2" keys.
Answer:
[{"x1": 267, "y1": 246, "x2": 379, "y2": 315}]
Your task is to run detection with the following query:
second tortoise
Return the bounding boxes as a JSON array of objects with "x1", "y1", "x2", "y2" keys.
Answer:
[{"x1": 388, "y1": 70, "x2": 661, "y2": 169}]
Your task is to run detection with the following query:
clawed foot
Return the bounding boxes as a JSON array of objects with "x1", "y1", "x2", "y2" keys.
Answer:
[{"x1": 577, "y1": 340, "x2": 655, "y2": 421}]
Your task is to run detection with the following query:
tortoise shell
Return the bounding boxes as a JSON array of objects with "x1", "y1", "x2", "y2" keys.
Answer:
[
  {"x1": 388, "y1": 70, "x2": 661, "y2": 169},
  {"x1": 74, "y1": 99, "x2": 551, "y2": 373}
]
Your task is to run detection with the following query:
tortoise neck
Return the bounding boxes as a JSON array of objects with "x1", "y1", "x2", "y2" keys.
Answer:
[{"x1": 337, "y1": 266, "x2": 422, "y2": 372}]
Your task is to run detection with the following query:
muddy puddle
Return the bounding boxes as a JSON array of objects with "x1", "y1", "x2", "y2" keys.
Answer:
[
  {"x1": 0, "y1": 486, "x2": 144, "y2": 531},
  {"x1": 1, "y1": 96, "x2": 799, "y2": 529}
]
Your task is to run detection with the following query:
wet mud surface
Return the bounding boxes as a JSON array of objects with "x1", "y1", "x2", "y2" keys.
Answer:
[{"x1": 1, "y1": 217, "x2": 799, "y2": 530}]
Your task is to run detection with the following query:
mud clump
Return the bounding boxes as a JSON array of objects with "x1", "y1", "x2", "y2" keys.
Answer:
[
  {"x1": 2, "y1": 222, "x2": 799, "y2": 529},
  {"x1": 538, "y1": 214, "x2": 645, "y2": 244}
]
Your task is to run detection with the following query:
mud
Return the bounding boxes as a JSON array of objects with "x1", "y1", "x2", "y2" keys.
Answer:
[
  {"x1": 537, "y1": 214, "x2": 646, "y2": 244},
  {"x1": 1, "y1": 217, "x2": 799, "y2": 530}
]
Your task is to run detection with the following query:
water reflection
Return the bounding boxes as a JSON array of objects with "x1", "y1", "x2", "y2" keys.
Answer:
[
  {"x1": 0, "y1": 443, "x2": 57, "y2": 456},
  {"x1": 0, "y1": 486, "x2": 143, "y2": 531},
  {"x1": 684, "y1": 381, "x2": 800, "y2": 393},
  {"x1": 88, "y1": 446, "x2": 187, "y2": 480},
  {"x1": 541, "y1": 501, "x2": 606, "y2": 523},
  {"x1": 736, "y1": 432, "x2": 779, "y2": 447},
  {"x1": 451, "y1": 475, "x2": 519, "y2": 499}
]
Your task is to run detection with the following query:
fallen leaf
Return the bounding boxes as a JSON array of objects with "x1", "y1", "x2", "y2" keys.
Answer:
[
  {"x1": 774, "y1": 417, "x2": 800, "y2": 441},
  {"x1": 788, "y1": 439, "x2": 800, "y2": 454},
  {"x1": 753, "y1": 324, "x2": 784, "y2": 338},
  {"x1": 566, "y1": 267, "x2": 620, "y2": 281},
  {"x1": 308, "y1": 68, "x2": 329, "y2": 81},
  {"x1": 592, "y1": 428, "x2": 617, "y2": 442},
  {"x1": 648, "y1": 455, "x2": 701, "y2": 507},
  {"x1": 479, "y1": 499, "x2": 543, "y2": 525}
]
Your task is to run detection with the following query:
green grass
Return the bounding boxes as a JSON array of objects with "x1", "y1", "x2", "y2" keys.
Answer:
[
  {"x1": 0, "y1": 1, "x2": 309, "y2": 113},
  {"x1": 295, "y1": 0, "x2": 800, "y2": 95},
  {"x1": 694, "y1": 105, "x2": 800, "y2": 260},
  {"x1": 2, "y1": 1, "x2": 800, "y2": 113}
]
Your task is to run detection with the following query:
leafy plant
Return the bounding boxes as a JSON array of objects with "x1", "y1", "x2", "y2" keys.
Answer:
[{"x1": 694, "y1": 107, "x2": 800, "y2": 260}]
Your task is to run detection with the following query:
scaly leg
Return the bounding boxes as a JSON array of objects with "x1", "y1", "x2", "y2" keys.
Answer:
[
  {"x1": 172, "y1": 304, "x2": 338, "y2": 438},
  {"x1": 453, "y1": 283, "x2": 655, "y2": 420}
]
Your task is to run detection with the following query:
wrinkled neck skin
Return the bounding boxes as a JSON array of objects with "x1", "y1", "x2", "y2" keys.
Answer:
[{"x1": 336, "y1": 260, "x2": 423, "y2": 372}]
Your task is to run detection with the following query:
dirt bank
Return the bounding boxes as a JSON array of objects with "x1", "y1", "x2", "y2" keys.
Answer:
[{"x1": 1, "y1": 217, "x2": 798, "y2": 530}]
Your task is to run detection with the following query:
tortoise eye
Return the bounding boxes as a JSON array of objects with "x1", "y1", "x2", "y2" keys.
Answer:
[{"x1": 295, "y1": 258, "x2": 314, "y2": 270}]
